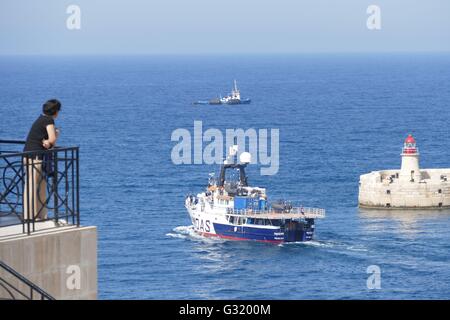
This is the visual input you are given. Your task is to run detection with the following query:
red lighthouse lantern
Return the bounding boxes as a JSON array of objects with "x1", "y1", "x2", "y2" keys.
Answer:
[{"x1": 403, "y1": 134, "x2": 418, "y2": 154}]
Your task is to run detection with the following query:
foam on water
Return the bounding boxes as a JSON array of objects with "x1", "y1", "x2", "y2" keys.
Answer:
[
  {"x1": 280, "y1": 239, "x2": 369, "y2": 254},
  {"x1": 166, "y1": 225, "x2": 226, "y2": 243}
]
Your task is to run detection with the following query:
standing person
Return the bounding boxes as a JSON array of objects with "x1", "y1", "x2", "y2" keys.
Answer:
[{"x1": 23, "y1": 99, "x2": 61, "y2": 221}]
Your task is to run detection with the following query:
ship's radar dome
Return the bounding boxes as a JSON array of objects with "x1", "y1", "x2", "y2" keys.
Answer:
[{"x1": 240, "y1": 152, "x2": 252, "y2": 164}]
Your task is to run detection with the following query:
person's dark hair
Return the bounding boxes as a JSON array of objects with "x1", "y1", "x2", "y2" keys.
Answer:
[{"x1": 42, "y1": 99, "x2": 61, "y2": 116}]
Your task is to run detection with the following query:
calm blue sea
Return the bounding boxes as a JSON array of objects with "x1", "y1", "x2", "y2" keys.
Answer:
[{"x1": 1, "y1": 54, "x2": 450, "y2": 299}]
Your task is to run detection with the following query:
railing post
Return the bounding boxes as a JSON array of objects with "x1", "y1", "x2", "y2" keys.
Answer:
[
  {"x1": 71, "y1": 149, "x2": 75, "y2": 225},
  {"x1": 32, "y1": 154, "x2": 37, "y2": 233},
  {"x1": 76, "y1": 148, "x2": 80, "y2": 227},
  {"x1": 25, "y1": 155, "x2": 31, "y2": 235},
  {"x1": 21, "y1": 155, "x2": 25, "y2": 234},
  {"x1": 53, "y1": 150, "x2": 59, "y2": 224},
  {"x1": 64, "y1": 149, "x2": 71, "y2": 225}
]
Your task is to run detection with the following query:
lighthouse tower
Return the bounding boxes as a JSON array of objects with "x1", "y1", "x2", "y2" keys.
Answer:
[{"x1": 399, "y1": 134, "x2": 421, "y2": 182}]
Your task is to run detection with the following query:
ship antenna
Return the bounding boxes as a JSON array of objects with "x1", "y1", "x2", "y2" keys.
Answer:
[
  {"x1": 225, "y1": 137, "x2": 239, "y2": 164},
  {"x1": 233, "y1": 136, "x2": 238, "y2": 163}
]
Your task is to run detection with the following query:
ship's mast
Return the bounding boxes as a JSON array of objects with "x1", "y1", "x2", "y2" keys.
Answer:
[
  {"x1": 218, "y1": 139, "x2": 248, "y2": 187},
  {"x1": 232, "y1": 80, "x2": 240, "y2": 100}
]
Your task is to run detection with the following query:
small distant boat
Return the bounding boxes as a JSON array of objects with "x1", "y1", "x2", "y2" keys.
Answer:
[{"x1": 193, "y1": 80, "x2": 251, "y2": 105}]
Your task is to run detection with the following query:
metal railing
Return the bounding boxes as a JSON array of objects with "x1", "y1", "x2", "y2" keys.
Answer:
[
  {"x1": 0, "y1": 140, "x2": 80, "y2": 235},
  {"x1": 402, "y1": 147, "x2": 419, "y2": 154},
  {"x1": 0, "y1": 260, "x2": 55, "y2": 300},
  {"x1": 227, "y1": 206, "x2": 326, "y2": 219}
]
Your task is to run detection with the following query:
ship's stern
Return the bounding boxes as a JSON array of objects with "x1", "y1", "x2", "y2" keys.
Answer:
[{"x1": 283, "y1": 219, "x2": 315, "y2": 242}]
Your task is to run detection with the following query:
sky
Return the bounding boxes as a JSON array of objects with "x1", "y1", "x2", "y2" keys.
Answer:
[{"x1": 0, "y1": 0, "x2": 449, "y2": 55}]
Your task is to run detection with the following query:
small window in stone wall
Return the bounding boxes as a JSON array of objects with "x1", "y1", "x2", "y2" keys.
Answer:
[
  {"x1": 386, "y1": 203, "x2": 391, "y2": 207},
  {"x1": 439, "y1": 202, "x2": 443, "y2": 207},
  {"x1": 438, "y1": 189, "x2": 442, "y2": 194},
  {"x1": 386, "y1": 190, "x2": 391, "y2": 194}
]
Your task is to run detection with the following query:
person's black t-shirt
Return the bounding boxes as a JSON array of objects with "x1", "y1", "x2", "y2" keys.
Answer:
[{"x1": 24, "y1": 115, "x2": 55, "y2": 152}]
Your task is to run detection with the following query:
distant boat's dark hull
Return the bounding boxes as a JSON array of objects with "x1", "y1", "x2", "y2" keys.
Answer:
[
  {"x1": 193, "y1": 98, "x2": 251, "y2": 105},
  {"x1": 209, "y1": 98, "x2": 222, "y2": 105}
]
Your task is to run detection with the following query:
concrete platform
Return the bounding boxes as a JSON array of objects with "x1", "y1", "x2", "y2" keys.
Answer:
[{"x1": 0, "y1": 221, "x2": 97, "y2": 300}]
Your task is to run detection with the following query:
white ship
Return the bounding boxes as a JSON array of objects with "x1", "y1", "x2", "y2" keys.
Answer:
[
  {"x1": 185, "y1": 145, "x2": 325, "y2": 243},
  {"x1": 219, "y1": 80, "x2": 251, "y2": 105},
  {"x1": 193, "y1": 80, "x2": 251, "y2": 105}
]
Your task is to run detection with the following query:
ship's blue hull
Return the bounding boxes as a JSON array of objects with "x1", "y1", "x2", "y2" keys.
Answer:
[{"x1": 210, "y1": 222, "x2": 314, "y2": 243}]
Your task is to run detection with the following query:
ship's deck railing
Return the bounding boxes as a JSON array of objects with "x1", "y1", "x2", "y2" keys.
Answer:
[
  {"x1": 227, "y1": 207, "x2": 326, "y2": 219},
  {"x1": 0, "y1": 140, "x2": 80, "y2": 236}
]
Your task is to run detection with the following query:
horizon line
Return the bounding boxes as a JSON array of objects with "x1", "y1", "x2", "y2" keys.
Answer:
[{"x1": 1, "y1": 50, "x2": 450, "y2": 57}]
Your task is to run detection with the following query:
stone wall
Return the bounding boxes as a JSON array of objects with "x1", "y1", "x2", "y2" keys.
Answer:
[
  {"x1": 359, "y1": 169, "x2": 450, "y2": 208},
  {"x1": 0, "y1": 225, "x2": 97, "y2": 300}
]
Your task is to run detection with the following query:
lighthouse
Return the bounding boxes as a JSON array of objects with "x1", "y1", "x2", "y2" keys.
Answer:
[
  {"x1": 359, "y1": 134, "x2": 450, "y2": 209},
  {"x1": 399, "y1": 134, "x2": 421, "y2": 182}
]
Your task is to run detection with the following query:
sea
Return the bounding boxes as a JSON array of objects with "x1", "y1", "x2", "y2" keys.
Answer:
[{"x1": 0, "y1": 53, "x2": 450, "y2": 299}]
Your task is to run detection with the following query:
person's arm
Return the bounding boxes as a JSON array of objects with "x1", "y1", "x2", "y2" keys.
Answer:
[{"x1": 43, "y1": 124, "x2": 57, "y2": 149}]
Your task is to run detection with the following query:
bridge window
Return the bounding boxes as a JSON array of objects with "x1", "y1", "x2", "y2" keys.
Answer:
[
  {"x1": 236, "y1": 217, "x2": 246, "y2": 225},
  {"x1": 271, "y1": 220, "x2": 281, "y2": 226},
  {"x1": 254, "y1": 219, "x2": 264, "y2": 225}
]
